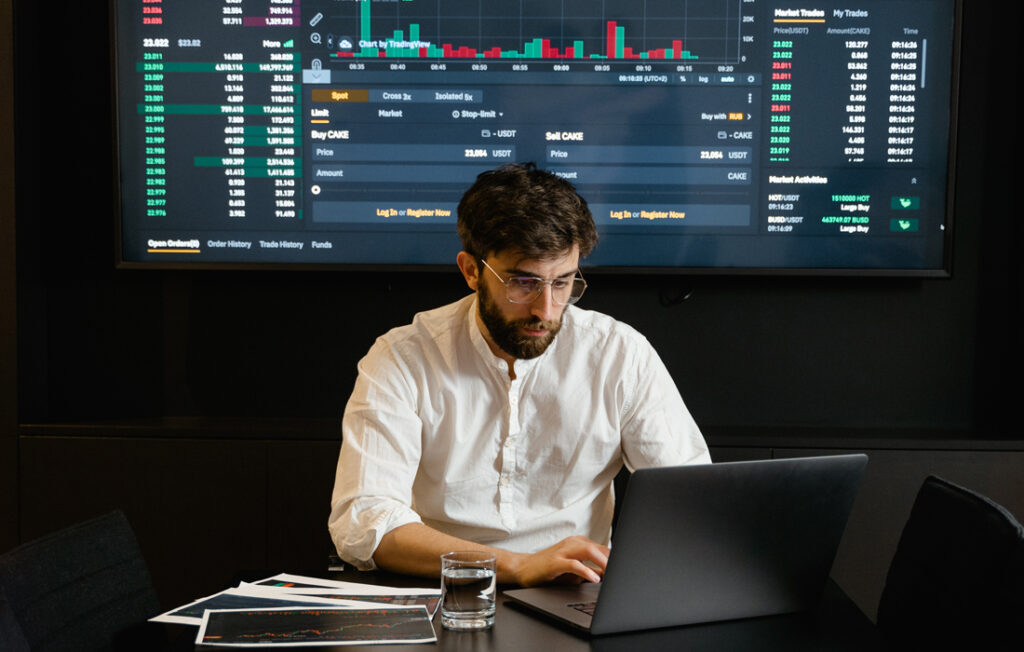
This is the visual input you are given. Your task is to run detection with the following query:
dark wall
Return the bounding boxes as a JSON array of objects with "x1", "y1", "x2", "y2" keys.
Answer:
[
  {"x1": 3, "y1": 0, "x2": 1020, "y2": 619},
  {"x1": 1, "y1": 0, "x2": 16, "y2": 554}
]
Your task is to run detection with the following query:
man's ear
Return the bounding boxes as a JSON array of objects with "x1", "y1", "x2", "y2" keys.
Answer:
[{"x1": 456, "y1": 251, "x2": 480, "y2": 291}]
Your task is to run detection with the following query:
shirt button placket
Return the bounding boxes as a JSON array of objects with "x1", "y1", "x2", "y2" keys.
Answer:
[{"x1": 499, "y1": 380, "x2": 521, "y2": 529}]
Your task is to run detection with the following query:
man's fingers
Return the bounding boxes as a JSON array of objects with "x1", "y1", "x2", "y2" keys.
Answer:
[
  {"x1": 581, "y1": 546, "x2": 610, "y2": 571},
  {"x1": 565, "y1": 559, "x2": 603, "y2": 583},
  {"x1": 562, "y1": 537, "x2": 610, "y2": 572},
  {"x1": 514, "y1": 536, "x2": 613, "y2": 586}
]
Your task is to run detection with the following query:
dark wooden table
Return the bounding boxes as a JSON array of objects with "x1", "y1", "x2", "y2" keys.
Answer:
[{"x1": 184, "y1": 567, "x2": 881, "y2": 651}]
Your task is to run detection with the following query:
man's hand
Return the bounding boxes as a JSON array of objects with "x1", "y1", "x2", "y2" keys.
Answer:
[
  {"x1": 507, "y1": 535, "x2": 610, "y2": 587},
  {"x1": 374, "y1": 524, "x2": 609, "y2": 587}
]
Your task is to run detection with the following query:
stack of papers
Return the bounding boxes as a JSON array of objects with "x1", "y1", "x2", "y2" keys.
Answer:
[{"x1": 151, "y1": 573, "x2": 440, "y2": 647}]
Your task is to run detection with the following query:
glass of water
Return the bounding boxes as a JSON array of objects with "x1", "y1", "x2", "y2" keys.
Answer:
[{"x1": 440, "y1": 551, "x2": 496, "y2": 630}]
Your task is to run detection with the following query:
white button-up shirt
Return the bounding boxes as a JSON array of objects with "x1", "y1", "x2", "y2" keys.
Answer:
[{"x1": 329, "y1": 295, "x2": 709, "y2": 569}]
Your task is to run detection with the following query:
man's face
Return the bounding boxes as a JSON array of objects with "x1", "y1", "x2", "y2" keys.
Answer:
[{"x1": 476, "y1": 247, "x2": 580, "y2": 361}]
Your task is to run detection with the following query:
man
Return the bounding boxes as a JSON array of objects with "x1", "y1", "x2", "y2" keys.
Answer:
[{"x1": 329, "y1": 163, "x2": 709, "y2": 587}]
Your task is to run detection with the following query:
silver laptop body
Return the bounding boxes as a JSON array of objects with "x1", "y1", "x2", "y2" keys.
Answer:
[{"x1": 503, "y1": 454, "x2": 867, "y2": 635}]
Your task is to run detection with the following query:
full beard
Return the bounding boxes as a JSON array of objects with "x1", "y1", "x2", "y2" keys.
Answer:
[{"x1": 477, "y1": 281, "x2": 563, "y2": 360}]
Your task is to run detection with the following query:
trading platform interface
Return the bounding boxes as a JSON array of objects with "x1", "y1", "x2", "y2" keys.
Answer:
[{"x1": 117, "y1": 0, "x2": 958, "y2": 272}]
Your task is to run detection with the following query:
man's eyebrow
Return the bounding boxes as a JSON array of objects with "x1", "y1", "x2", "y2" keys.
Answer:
[{"x1": 507, "y1": 267, "x2": 578, "y2": 279}]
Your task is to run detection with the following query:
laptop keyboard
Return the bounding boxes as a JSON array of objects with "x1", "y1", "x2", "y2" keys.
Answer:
[{"x1": 568, "y1": 601, "x2": 597, "y2": 616}]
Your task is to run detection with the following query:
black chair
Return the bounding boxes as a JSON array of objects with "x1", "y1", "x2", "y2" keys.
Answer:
[
  {"x1": 1, "y1": 587, "x2": 30, "y2": 652},
  {"x1": 876, "y1": 475, "x2": 1024, "y2": 651},
  {"x1": 0, "y1": 510, "x2": 167, "y2": 652}
]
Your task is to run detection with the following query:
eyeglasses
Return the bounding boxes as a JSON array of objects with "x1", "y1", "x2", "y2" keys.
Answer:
[{"x1": 481, "y1": 259, "x2": 587, "y2": 306}]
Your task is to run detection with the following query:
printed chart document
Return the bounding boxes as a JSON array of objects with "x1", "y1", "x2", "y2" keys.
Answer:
[
  {"x1": 195, "y1": 606, "x2": 436, "y2": 647},
  {"x1": 244, "y1": 573, "x2": 441, "y2": 616},
  {"x1": 151, "y1": 585, "x2": 372, "y2": 626},
  {"x1": 151, "y1": 572, "x2": 440, "y2": 645}
]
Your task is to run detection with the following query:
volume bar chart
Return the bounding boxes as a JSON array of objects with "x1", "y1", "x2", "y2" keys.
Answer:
[{"x1": 325, "y1": 0, "x2": 743, "y2": 62}]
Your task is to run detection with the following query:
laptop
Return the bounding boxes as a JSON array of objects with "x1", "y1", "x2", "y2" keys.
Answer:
[{"x1": 503, "y1": 454, "x2": 867, "y2": 635}]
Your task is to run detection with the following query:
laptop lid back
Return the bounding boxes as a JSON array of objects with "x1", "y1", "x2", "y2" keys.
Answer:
[{"x1": 588, "y1": 454, "x2": 867, "y2": 634}]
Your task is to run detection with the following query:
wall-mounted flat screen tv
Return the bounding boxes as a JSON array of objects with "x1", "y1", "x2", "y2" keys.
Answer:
[{"x1": 114, "y1": 0, "x2": 960, "y2": 275}]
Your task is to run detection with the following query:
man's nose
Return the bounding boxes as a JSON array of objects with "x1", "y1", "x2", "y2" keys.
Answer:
[{"x1": 530, "y1": 284, "x2": 557, "y2": 323}]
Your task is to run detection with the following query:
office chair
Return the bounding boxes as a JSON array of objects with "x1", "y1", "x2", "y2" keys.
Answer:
[
  {"x1": 1, "y1": 588, "x2": 30, "y2": 652},
  {"x1": 876, "y1": 475, "x2": 1024, "y2": 651},
  {"x1": 0, "y1": 510, "x2": 167, "y2": 652}
]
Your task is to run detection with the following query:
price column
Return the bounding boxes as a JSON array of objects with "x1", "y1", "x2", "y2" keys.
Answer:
[
  {"x1": 140, "y1": 43, "x2": 168, "y2": 219},
  {"x1": 769, "y1": 39, "x2": 793, "y2": 163}
]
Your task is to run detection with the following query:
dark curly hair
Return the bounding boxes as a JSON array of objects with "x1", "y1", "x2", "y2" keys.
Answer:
[{"x1": 456, "y1": 163, "x2": 598, "y2": 261}]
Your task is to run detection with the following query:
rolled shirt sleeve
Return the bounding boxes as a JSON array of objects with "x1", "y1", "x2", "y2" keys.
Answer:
[
  {"x1": 328, "y1": 342, "x2": 426, "y2": 569},
  {"x1": 619, "y1": 337, "x2": 710, "y2": 471}
]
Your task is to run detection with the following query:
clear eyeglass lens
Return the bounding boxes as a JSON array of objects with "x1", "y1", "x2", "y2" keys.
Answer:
[{"x1": 506, "y1": 277, "x2": 586, "y2": 305}]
